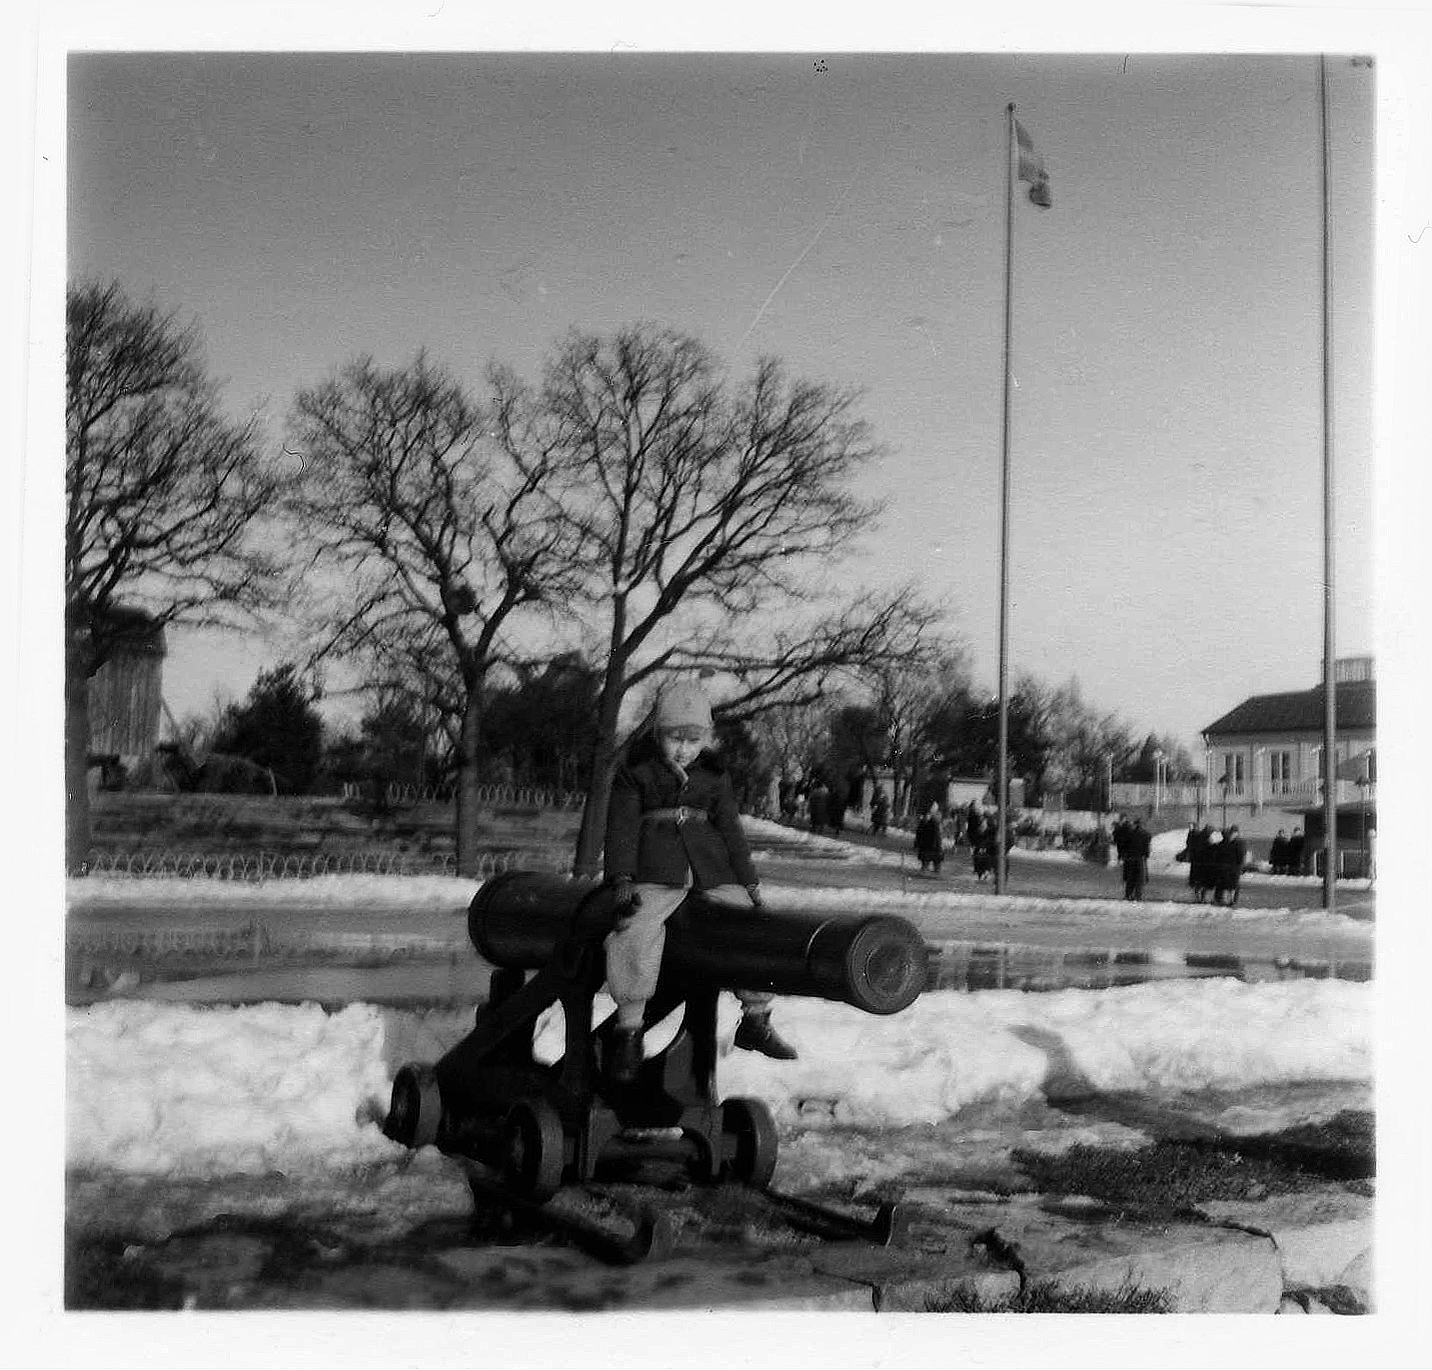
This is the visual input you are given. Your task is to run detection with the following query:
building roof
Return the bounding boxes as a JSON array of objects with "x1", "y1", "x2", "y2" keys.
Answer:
[
  {"x1": 1203, "y1": 679, "x2": 1376, "y2": 738},
  {"x1": 85, "y1": 604, "x2": 168, "y2": 658}
]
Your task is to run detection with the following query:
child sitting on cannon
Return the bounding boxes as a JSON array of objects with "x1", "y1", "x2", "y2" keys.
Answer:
[{"x1": 603, "y1": 681, "x2": 799, "y2": 1084}]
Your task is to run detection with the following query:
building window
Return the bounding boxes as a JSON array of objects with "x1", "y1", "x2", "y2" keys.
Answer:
[
  {"x1": 1269, "y1": 751, "x2": 1292, "y2": 794},
  {"x1": 1221, "y1": 753, "x2": 1245, "y2": 796}
]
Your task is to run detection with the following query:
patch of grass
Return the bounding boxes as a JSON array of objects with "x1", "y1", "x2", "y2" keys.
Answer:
[
  {"x1": 1013, "y1": 1111, "x2": 1375, "y2": 1214},
  {"x1": 928, "y1": 1276, "x2": 1174, "y2": 1314},
  {"x1": 65, "y1": 1233, "x2": 189, "y2": 1310}
]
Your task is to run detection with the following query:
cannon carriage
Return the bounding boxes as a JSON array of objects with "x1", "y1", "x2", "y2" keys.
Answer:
[{"x1": 383, "y1": 871, "x2": 927, "y2": 1215}]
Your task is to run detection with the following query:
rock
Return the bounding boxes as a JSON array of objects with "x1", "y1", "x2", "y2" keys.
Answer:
[
  {"x1": 1198, "y1": 1188, "x2": 1371, "y2": 1290},
  {"x1": 1335, "y1": 1249, "x2": 1373, "y2": 1305},
  {"x1": 937, "y1": 1195, "x2": 1284, "y2": 1314}
]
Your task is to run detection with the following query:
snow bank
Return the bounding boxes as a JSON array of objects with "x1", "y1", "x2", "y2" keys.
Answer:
[
  {"x1": 67, "y1": 1001, "x2": 403, "y2": 1174},
  {"x1": 721, "y1": 978, "x2": 1370, "y2": 1128},
  {"x1": 66, "y1": 979, "x2": 1369, "y2": 1177}
]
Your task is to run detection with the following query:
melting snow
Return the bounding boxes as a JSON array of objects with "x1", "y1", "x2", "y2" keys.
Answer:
[{"x1": 67, "y1": 978, "x2": 1368, "y2": 1177}]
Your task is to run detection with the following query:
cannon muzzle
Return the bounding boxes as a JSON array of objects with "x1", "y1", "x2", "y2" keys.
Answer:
[{"x1": 468, "y1": 871, "x2": 926, "y2": 1015}]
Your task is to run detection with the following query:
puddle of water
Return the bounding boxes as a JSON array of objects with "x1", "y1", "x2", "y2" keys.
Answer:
[
  {"x1": 924, "y1": 942, "x2": 1372, "y2": 994},
  {"x1": 74, "y1": 941, "x2": 1371, "y2": 1010}
]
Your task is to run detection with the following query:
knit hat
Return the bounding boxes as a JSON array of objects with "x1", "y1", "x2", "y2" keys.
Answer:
[{"x1": 654, "y1": 682, "x2": 713, "y2": 732}]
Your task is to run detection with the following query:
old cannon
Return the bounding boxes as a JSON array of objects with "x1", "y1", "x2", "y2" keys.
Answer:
[{"x1": 383, "y1": 870, "x2": 927, "y2": 1207}]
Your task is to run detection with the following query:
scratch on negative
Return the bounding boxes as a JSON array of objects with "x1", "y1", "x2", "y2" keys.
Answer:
[
  {"x1": 1410, "y1": 224, "x2": 1430, "y2": 245},
  {"x1": 736, "y1": 164, "x2": 865, "y2": 350}
]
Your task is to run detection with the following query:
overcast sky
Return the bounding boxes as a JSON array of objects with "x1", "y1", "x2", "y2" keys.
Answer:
[{"x1": 66, "y1": 47, "x2": 1377, "y2": 754}]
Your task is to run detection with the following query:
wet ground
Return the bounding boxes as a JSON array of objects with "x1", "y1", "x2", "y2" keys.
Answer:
[
  {"x1": 761, "y1": 834, "x2": 1377, "y2": 919},
  {"x1": 65, "y1": 844, "x2": 1372, "y2": 1010},
  {"x1": 64, "y1": 1080, "x2": 1373, "y2": 1311},
  {"x1": 62, "y1": 845, "x2": 1376, "y2": 1313}
]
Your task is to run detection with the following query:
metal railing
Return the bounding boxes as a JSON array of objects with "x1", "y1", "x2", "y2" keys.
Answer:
[
  {"x1": 77, "y1": 848, "x2": 572, "y2": 881},
  {"x1": 340, "y1": 782, "x2": 586, "y2": 811}
]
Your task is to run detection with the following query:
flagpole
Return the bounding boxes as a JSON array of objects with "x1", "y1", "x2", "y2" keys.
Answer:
[
  {"x1": 995, "y1": 102, "x2": 1015, "y2": 895},
  {"x1": 1319, "y1": 55, "x2": 1338, "y2": 912}
]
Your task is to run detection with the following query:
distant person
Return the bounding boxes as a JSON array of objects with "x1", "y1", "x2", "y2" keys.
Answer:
[
  {"x1": 827, "y1": 778, "x2": 847, "y2": 836},
  {"x1": 971, "y1": 811, "x2": 997, "y2": 880},
  {"x1": 1213, "y1": 825, "x2": 1246, "y2": 906},
  {"x1": 1366, "y1": 826, "x2": 1377, "y2": 887},
  {"x1": 1204, "y1": 827, "x2": 1226, "y2": 903},
  {"x1": 808, "y1": 780, "x2": 830, "y2": 834},
  {"x1": 869, "y1": 790, "x2": 890, "y2": 836},
  {"x1": 1187, "y1": 824, "x2": 1215, "y2": 902},
  {"x1": 1269, "y1": 828, "x2": 1290, "y2": 876},
  {"x1": 966, "y1": 800, "x2": 982, "y2": 848},
  {"x1": 914, "y1": 804, "x2": 945, "y2": 874},
  {"x1": 1287, "y1": 826, "x2": 1306, "y2": 876},
  {"x1": 1123, "y1": 817, "x2": 1152, "y2": 901},
  {"x1": 778, "y1": 778, "x2": 797, "y2": 823}
]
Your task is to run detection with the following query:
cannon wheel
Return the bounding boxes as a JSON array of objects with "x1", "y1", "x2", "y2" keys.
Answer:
[
  {"x1": 383, "y1": 1063, "x2": 442, "y2": 1149},
  {"x1": 500, "y1": 1099, "x2": 566, "y2": 1203},
  {"x1": 720, "y1": 1097, "x2": 778, "y2": 1189}
]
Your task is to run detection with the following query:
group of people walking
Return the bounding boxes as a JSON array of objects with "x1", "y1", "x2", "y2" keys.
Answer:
[
  {"x1": 1267, "y1": 827, "x2": 1307, "y2": 876},
  {"x1": 911, "y1": 801, "x2": 1013, "y2": 879},
  {"x1": 1178, "y1": 822, "x2": 1249, "y2": 905},
  {"x1": 779, "y1": 775, "x2": 852, "y2": 836},
  {"x1": 1110, "y1": 815, "x2": 1153, "y2": 900}
]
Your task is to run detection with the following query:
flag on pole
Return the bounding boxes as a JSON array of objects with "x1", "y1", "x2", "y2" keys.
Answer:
[{"x1": 1015, "y1": 120, "x2": 1053, "y2": 208}]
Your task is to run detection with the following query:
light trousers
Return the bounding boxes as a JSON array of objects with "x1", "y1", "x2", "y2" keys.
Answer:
[{"x1": 604, "y1": 883, "x2": 772, "y2": 1027}]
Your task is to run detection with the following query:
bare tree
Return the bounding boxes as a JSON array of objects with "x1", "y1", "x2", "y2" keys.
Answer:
[
  {"x1": 669, "y1": 587, "x2": 941, "y2": 722},
  {"x1": 747, "y1": 699, "x2": 833, "y2": 798},
  {"x1": 864, "y1": 639, "x2": 973, "y2": 818},
  {"x1": 492, "y1": 324, "x2": 926, "y2": 875},
  {"x1": 65, "y1": 280, "x2": 279, "y2": 871},
  {"x1": 286, "y1": 352, "x2": 576, "y2": 874}
]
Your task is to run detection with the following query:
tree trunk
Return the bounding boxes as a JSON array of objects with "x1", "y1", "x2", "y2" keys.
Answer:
[
  {"x1": 572, "y1": 670, "x2": 628, "y2": 878},
  {"x1": 454, "y1": 684, "x2": 483, "y2": 877},
  {"x1": 65, "y1": 641, "x2": 92, "y2": 875}
]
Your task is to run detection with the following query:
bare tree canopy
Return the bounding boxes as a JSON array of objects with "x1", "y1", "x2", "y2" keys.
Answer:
[
  {"x1": 670, "y1": 587, "x2": 943, "y2": 724},
  {"x1": 65, "y1": 279, "x2": 280, "y2": 871},
  {"x1": 286, "y1": 351, "x2": 578, "y2": 873},
  {"x1": 490, "y1": 323, "x2": 934, "y2": 873},
  {"x1": 66, "y1": 280, "x2": 279, "y2": 666}
]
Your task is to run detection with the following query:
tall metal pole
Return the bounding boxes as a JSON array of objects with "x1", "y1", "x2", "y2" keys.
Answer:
[
  {"x1": 1319, "y1": 55, "x2": 1338, "y2": 912},
  {"x1": 995, "y1": 103, "x2": 1016, "y2": 895}
]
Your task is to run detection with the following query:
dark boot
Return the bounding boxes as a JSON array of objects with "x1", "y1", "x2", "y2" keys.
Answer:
[
  {"x1": 734, "y1": 1011, "x2": 799, "y2": 1061},
  {"x1": 608, "y1": 1026, "x2": 644, "y2": 1085}
]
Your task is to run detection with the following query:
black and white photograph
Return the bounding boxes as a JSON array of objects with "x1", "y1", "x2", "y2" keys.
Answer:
[{"x1": 11, "y1": 3, "x2": 1431, "y2": 1366}]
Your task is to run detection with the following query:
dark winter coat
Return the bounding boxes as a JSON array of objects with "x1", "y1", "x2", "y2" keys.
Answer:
[
  {"x1": 1221, "y1": 833, "x2": 1246, "y2": 889},
  {"x1": 808, "y1": 785, "x2": 830, "y2": 830},
  {"x1": 914, "y1": 816, "x2": 944, "y2": 862},
  {"x1": 966, "y1": 804, "x2": 982, "y2": 846},
  {"x1": 603, "y1": 735, "x2": 758, "y2": 890},
  {"x1": 1189, "y1": 826, "x2": 1215, "y2": 889}
]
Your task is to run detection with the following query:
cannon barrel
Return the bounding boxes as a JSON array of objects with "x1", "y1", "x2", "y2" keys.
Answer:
[{"x1": 468, "y1": 871, "x2": 926, "y2": 1016}]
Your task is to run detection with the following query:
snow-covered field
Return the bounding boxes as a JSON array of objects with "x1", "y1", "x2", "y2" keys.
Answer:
[
  {"x1": 64, "y1": 834, "x2": 1376, "y2": 1182},
  {"x1": 67, "y1": 976, "x2": 1369, "y2": 1178}
]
